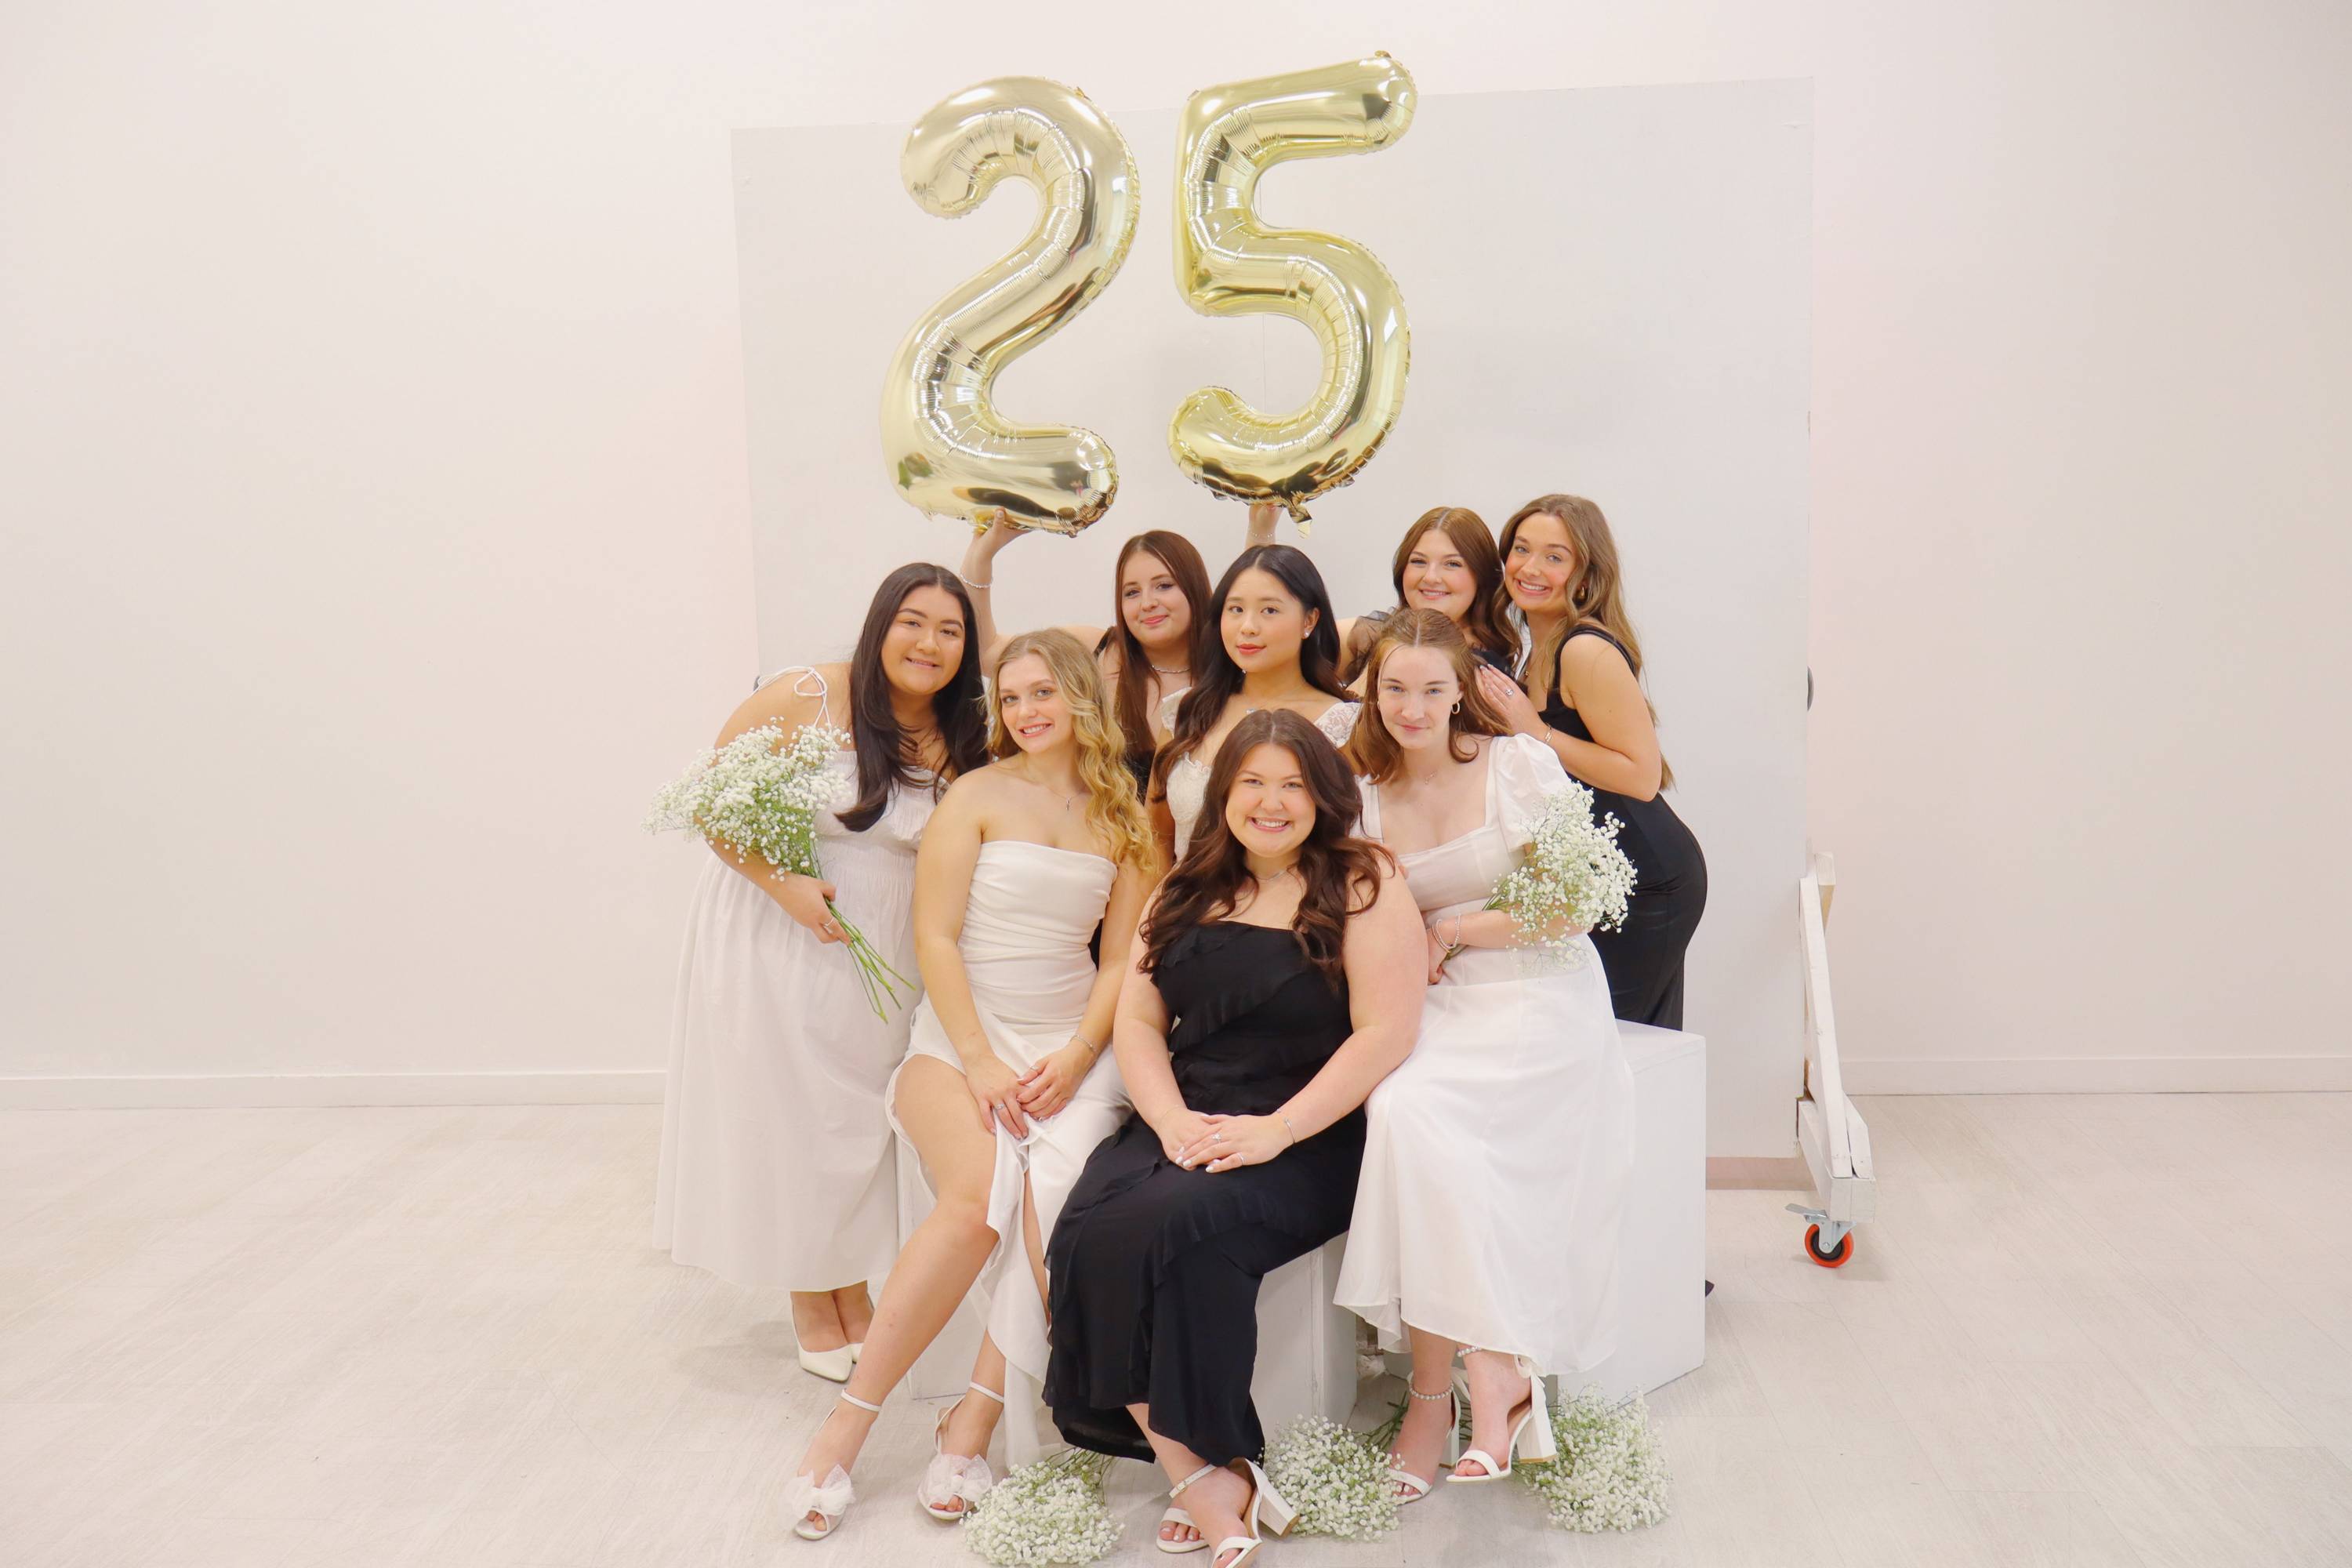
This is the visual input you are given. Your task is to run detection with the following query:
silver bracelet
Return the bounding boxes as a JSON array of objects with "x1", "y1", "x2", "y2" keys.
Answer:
[
  {"x1": 1279, "y1": 1113, "x2": 1299, "y2": 1146},
  {"x1": 1071, "y1": 1033, "x2": 1102, "y2": 1058},
  {"x1": 960, "y1": 575, "x2": 993, "y2": 591}
]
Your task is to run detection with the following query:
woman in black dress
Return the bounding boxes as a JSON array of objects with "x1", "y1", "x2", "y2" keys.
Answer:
[
  {"x1": 1044, "y1": 709, "x2": 1425, "y2": 1568},
  {"x1": 1473, "y1": 494, "x2": 1708, "y2": 1029}
]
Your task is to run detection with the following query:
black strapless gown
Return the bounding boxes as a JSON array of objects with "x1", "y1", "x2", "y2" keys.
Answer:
[
  {"x1": 1539, "y1": 627, "x2": 1708, "y2": 1029},
  {"x1": 1044, "y1": 922, "x2": 1363, "y2": 1465}
]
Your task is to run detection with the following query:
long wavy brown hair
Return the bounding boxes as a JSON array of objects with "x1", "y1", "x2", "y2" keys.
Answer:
[
  {"x1": 1139, "y1": 709, "x2": 1390, "y2": 986},
  {"x1": 1341, "y1": 507, "x2": 1514, "y2": 681},
  {"x1": 989, "y1": 630, "x2": 1158, "y2": 873},
  {"x1": 1497, "y1": 493, "x2": 1675, "y2": 789},
  {"x1": 1094, "y1": 531, "x2": 1214, "y2": 782},
  {"x1": 1346, "y1": 608, "x2": 1511, "y2": 785}
]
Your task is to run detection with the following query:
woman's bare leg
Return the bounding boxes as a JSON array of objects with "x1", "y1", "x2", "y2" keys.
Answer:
[
  {"x1": 1391, "y1": 1325, "x2": 1460, "y2": 1493},
  {"x1": 789, "y1": 1290, "x2": 847, "y2": 1352},
  {"x1": 830, "y1": 1283, "x2": 875, "y2": 1345},
  {"x1": 787, "y1": 1058, "x2": 1000, "y2": 1527}
]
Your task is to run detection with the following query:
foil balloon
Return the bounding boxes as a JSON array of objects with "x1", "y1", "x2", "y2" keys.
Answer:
[
  {"x1": 1169, "y1": 55, "x2": 1416, "y2": 524},
  {"x1": 882, "y1": 78, "x2": 1139, "y2": 536}
]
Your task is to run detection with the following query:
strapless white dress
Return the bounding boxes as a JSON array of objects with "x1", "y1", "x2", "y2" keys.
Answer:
[
  {"x1": 1161, "y1": 693, "x2": 1363, "y2": 858},
  {"x1": 655, "y1": 741, "x2": 933, "y2": 1290},
  {"x1": 890, "y1": 839, "x2": 1127, "y2": 1461},
  {"x1": 1333, "y1": 733, "x2": 1634, "y2": 1374}
]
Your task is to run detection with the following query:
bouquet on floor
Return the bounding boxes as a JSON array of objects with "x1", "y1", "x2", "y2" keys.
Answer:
[
  {"x1": 1484, "y1": 780, "x2": 1637, "y2": 946},
  {"x1": 962, "y1": 1449, "x2": 1121, "y2": 1566},
  {"x1": 1264, "y1": 1414, "x2": 1400, "y2": 1540},
  {"x1": 1519, "y1": 1386, "x2": 1671, "y2": 1531},
  {"x1": 645, "y1": 720, "x2": 912, "y2": 1018}
]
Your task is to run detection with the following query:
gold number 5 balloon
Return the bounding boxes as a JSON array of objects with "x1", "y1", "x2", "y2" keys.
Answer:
[
  {"x1": 881, "y1": 79, "x2": 1140, "y2": 536},
  {"x1": 1169, "y1": 55, "x2": 1417, "y2": 524}
]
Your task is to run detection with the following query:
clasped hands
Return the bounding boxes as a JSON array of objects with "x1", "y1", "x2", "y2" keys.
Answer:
[
  {"x1": 1156, "y1": 1109, "x2": 1290, "y2": 1174},
  {"x1": 967, "y1": 1038, "x2": 1098, "y2": 1137}
]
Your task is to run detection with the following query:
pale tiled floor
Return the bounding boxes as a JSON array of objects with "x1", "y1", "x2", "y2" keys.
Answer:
[{"x1": 4, "y1": 1094, "x2": 2350, "y2": 1566}]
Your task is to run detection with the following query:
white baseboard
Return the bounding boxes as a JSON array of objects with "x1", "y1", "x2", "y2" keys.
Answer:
[
  {"x1": 0, "y1": 1070, "x2": 666, "y2": 1109},
  {"x1": 1842, "y1": 1056, "x2": 2352, "y2": 1094}
]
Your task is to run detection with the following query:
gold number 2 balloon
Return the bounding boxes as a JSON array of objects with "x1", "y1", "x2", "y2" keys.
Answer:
[
  {"x1": 881, "y1": 78, "x2": 1140, "y2": 536},
  {"x1": 1169, "y1": 55, "x2": 1417, "y2": 524}
]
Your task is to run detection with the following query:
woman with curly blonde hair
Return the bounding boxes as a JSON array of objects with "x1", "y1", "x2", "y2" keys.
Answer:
[{"x1": 785, "y1": 630, "x2": 1159, "y2": 1541}]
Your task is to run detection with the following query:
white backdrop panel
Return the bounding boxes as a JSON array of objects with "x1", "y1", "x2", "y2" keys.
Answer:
[{"x1": 735, "y1": 80, "x2": 1808, "y2": 1157}]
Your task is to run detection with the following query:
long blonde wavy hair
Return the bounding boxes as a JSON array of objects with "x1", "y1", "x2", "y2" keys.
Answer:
[{"x1": 989, "y1": 629, "x2": 1158, "y2": 873}]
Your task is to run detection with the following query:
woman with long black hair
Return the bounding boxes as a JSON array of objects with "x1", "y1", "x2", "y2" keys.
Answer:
[
  {"x1": 653, "y1": 564, "x2": 987, "y2": 1383},
  {"x1": 1152, "y1": 543, "x2": 1359, "y2": 865}
]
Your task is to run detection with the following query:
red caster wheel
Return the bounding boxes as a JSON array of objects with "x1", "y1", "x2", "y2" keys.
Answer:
[{"x1": 1803, "y1": 1224, "x2": 1853, "y2": 1269}]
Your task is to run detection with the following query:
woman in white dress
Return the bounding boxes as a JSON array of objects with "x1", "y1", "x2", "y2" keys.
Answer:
[
  {"x1": 1331, "y1": 608, "x2": 1635, "y2": 1501},
  {"x1": 786, "y1": 630, "x2": 1158, "y2": 1541},
  {"x1": 1154, "y1": 544, "x2": 1360, "y2": 865},
  {"x1": 655, "y1": 564, "x2": 989, "y2": 1381}
]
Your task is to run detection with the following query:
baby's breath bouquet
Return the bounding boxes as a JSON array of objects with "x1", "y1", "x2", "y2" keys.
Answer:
[
  {"x1": 1262, "y1": 1414, "x2": 1399, "y2": 1541},
  {"x1": 962, "y1": 1450, "x2": 1120, "y2": 1566},
  {"x1": 1519, "y1": 1386, "x2": 1670, "y2": 1532},
  {"x1": 645, "y1": 721, "x2": 911, "y2": 1018},
  {"x1": 1486, "y1": 781, "x2": 1637, "y2": 944}
]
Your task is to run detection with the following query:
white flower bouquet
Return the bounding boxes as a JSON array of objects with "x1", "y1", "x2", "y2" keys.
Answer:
[
  {"x1": 1518, "y1": 1386, "x2": 1671, "y2": 1531},
  {"x1": 1262, "y1": 1414, "x2": 1399, "y2": 1541},
  {"x1": 1485, "y1": 781, "x2": 1637, "y2": 944},
  {"x1": 645, "y1": 721, "x2": 912, "y2": 1018},
  {"x1": 962, "y1": 1449, "x2": 1121, "y2": 1566}
]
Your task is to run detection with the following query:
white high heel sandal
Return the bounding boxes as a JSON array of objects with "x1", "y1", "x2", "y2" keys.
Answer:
[
  {"x1": 785, "y1": 1389, "x2": 882, "y2": 1540},
  {"x1": 1167, "y1": 1459, "x2": 1295, "y2": 1568},
  {"x1": 1446, "y1": 1356, "x2": 1557, "y2": 1484},
  {"x1": 918, "y1": 1381, "x2": 1004, "y2": 1522},
  {"x1": 1159, "y1": 1466, "x2": 1210, "y2": 1555},
  {"x1": 1386, "y1": 1378, "x2": 1459, "y2": 1504}
]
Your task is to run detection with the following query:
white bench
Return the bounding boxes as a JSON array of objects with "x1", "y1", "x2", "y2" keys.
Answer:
[{"x1": 903, "y1": 1022, "x2": 1706, "y2": 1444}]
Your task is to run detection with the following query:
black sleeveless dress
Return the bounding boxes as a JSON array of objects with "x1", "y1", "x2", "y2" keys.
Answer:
[
  {"x1": 1538, "y1": 626, "x2": 1708, "y2": 1029},
  {"x1": 1044, "y1": 922, "x2": 1363, "y2": 1465}
]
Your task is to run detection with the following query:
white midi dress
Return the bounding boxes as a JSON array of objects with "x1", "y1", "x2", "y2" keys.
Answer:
[
  {"x1": 654, "y1": 742, "x2": 935, "y2": 1291},
  {"x1": 1333, "y1": 733, "x2": 1635, "y2": 1375},
  {"x1": 891, "y1": 840, "x2": 1127, "y2": 1462},
  {"x1": 1162, "y1": 695, "x2": 1362, "y2": 859}
]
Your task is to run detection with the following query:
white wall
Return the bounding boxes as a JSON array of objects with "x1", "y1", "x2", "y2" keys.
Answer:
[{"x1": 3, "y1": 2, "x2": 2347, "y2": 1109}]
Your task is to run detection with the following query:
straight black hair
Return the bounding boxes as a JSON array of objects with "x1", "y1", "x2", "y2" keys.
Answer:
[
  {"x1": 1153, "y1": 544, "x2": 1346, "y2": 801},
  {"x1": 839, "y1": 563, "x2": 988, "y2": 831}
]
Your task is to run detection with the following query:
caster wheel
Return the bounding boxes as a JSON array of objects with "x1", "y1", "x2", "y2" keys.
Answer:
[{"x1": 1803, "y1": 1224, "x2": 1853, "y2": 1269}]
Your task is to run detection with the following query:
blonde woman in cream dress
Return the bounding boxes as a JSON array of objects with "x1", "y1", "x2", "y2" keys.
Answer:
[{"x1": 782, "y1": 630, "x2": 1158, "y2": 1542}]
